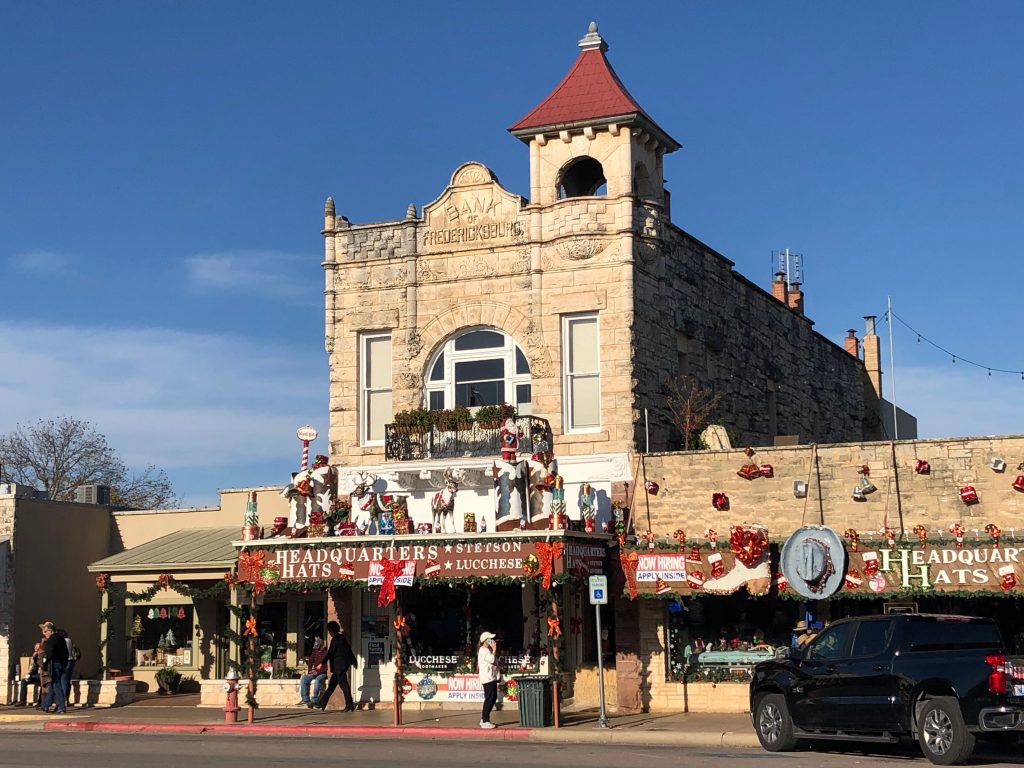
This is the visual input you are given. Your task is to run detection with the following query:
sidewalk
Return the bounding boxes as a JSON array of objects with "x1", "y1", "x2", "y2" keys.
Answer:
[{"x1": 0, "y1": 700, "x2": 759, "y2": 748}]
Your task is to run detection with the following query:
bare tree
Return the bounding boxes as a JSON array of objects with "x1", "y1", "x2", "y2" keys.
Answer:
[
  {"x1": 665, "y1": 377, "x2": 722, "y2": 450},
  {"x1": 0, "y1": 417, "x2": 177, "y2": 508}
]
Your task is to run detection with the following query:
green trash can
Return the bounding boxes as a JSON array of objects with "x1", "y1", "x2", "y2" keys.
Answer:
[{"x1": 514, "y1": 675, "x2": 553, "y2": 727}]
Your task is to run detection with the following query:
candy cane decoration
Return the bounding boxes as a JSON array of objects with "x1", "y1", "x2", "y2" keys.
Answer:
[
  {"x1": 296, "y1": 425, "x2": 318, "y2": 471},
  {"x1": 912, "y1": 525, "x2": 928, "y2": 548},
  {"x1": 949, "y1": 522, "x2": 966, "y2": 549},
  {"x1": 843, "y1": 528, "x2": 860, "y2": 552},
  {"x1": 986, "y1": 523, "x2": 1002, "y2": 548}
]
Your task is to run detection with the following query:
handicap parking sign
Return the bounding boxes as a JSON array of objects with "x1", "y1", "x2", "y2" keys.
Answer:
[{"x1": 589, "y1": 575, "x2": 608, "y2": 605}]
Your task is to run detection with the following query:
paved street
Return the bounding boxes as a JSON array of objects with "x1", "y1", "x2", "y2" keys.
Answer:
[{"x1": 1, "y1": 734, "x2": 1023, "y2": 768}]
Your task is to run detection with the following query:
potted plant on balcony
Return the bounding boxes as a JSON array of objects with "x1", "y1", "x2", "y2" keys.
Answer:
[
  {"x1": 476, "y1": 403, "x2": 517, "y2": 429},
  {"x1": 155, "y1": 666, "x2": 182, "y2": 695},
  {"x1": 451, "y1": 405, "x2": 473, "y2": 430},
  {"x1": 393, "y1": 408, "x2": 434, "y2": 435}
]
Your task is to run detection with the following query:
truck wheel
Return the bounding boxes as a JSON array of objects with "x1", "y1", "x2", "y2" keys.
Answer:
[
  {"x1": 754, "y1": 693, "x2": 797, "y2": 752},
  {"x1": 917, "y1": 697, "x2": 976, "y2": 765}
]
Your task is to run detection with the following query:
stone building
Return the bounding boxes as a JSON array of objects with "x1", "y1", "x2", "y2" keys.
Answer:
[{"x1": 321, "y1": 21, "x2": 902, "y2": 504}]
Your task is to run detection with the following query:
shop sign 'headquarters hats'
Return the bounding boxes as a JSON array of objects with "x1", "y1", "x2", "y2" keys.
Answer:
[{"x1": 781, "y1": 525, "x2": 847, "y2": 600}]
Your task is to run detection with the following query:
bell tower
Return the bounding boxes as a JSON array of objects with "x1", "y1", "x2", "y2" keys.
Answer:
[{"x1": 509, "y1": 22, "x2": 680, "y2": 208}]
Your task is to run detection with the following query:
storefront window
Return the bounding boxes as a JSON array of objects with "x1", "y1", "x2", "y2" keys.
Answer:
[
  {"x1": 257, "y1": 601, "x2": 288, "y2": 674},
  {"x1": 403, "y1": 585, "x2": 532, "y2": 673},
  {"x1": 301, "y1": 600, "x2": 325, "y2": 658},
  {"x1": 129, "y1": 604, "x2": 195, "y2": 668}
]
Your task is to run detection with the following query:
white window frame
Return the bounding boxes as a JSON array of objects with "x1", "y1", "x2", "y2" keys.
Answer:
[
  {"x1": 359, "y1": 331, "x2": 392, "y2": 446},
  {"x1": 423, "y1": 327, "x2": 532, "y2": 415},
  {"x1": 562, "y1": 313, "x2": 601, "y2": 432}
]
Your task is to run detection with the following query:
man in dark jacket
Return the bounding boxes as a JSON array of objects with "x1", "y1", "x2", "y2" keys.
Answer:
[
  {"x1": 314, "y1": 620, "x2": 356, "y2": 711},
  {"x1": 40, "y1": 621, "x2": 68, "y2": 714}
]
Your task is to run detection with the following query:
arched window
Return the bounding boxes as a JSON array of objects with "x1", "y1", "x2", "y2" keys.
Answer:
[
  {"x1": 557, "y1": 157, "x2": 607, "y2": 199},
  {"x1": 425, "y1": 328, "x2": 532, "y2": 415}
]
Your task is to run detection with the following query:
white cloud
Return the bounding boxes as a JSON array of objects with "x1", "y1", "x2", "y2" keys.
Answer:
[
  {"x1": 185, "y1": 251, "x2": 314, "y2": 302},
  {"x1": 9, "y1": 250, "x2": 74, "y2": 275},
  {"x1": 0, "y1": 321, "x2": 329, "y2": 499}
]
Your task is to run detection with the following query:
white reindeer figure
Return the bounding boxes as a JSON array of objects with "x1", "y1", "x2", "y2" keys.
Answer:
[
  {"x1": 432, "y1": 468, "x2": 465, "y2": 534},
  {"x1": 350, "y1": 471, "x2": 381, "y2": 535}
]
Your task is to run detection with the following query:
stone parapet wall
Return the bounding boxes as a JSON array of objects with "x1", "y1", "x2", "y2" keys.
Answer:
[{"x1": 639, "y1": 435, "x2": 1024, "y2": 539}]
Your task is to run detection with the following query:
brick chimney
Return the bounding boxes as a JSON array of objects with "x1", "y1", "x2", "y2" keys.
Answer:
[
  {"x1": 844, "y1": 329, "x2": 860, "y2": 358},
  {"x1": 771, "y1": 272, "x2": 788, "y2": 304},
  {"x1": 862, "y1": 315, "x2": 882, "y2": 396},
  {"x1": 786, "y1": 281, "x2": 804, "y2": 315}
]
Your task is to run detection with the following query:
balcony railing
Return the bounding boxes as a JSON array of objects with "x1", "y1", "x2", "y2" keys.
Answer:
[{"x1": 384, "y1": 416, "x2": 553, "y2": 462}]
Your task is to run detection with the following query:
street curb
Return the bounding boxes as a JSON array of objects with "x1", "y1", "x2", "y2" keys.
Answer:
[
  {"x1": 42, "y1": 720, "x2": 760, "y2": 748},
  {"x1": 43, "y1": 721, "x2": 531, "y2": 740}
]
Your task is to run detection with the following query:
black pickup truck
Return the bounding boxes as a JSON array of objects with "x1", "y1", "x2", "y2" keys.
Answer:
[{"x1": 750, "y1": 614, "x2": 1024, "y2": 765}]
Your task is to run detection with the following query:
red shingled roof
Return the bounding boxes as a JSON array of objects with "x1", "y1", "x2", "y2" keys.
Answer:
[{"x1": 510, "y1": 47, "x2": 660, "y2": 134}]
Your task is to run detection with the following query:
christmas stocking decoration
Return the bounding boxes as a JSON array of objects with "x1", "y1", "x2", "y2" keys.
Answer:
[
  {"x1": 862, "y1": 551, "x2": 879, "y2": 576},
  {"x1": 1000, "y1": 565, "x2": 1017, "y2": 591},
  {"x1": 708, "y1": 551, "x2": 725, "y2": 578}
]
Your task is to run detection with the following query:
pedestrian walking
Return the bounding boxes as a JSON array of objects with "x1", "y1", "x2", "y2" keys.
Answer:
[
  {"x1": 313, "y1": 621, "x2": 356, "y2": 711},
  {"x1": 477, "y1": 630, "x2": 499, "y2": 729},
  {"x1": 39, "y1": 621, "x2": 68, "y2": 714}
]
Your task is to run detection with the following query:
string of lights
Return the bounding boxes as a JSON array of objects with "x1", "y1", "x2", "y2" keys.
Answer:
[{"x1": 888, "y1": 310, "x2": 1024, "y2": 380}]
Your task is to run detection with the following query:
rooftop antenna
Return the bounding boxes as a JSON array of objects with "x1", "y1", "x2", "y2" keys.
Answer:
[{"x1": 772, "y1": 248, "x2": 804, "y2": 289}]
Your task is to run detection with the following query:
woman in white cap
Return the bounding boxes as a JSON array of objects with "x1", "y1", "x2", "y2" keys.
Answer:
[{"x1": 477, "y1": 631, "x2": 499, "y2": 729}]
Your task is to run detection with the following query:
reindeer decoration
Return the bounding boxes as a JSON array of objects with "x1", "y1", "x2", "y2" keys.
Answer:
[
  {"x1": 350, "y1": 471, "x2": 382, "y2": 535},
  {"x1": 432, "y1": 468, "x2": 465, "y2": 534}
]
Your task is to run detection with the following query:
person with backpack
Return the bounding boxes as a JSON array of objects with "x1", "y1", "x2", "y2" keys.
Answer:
[
  {"x1": 39, "y1": 621, "x2": 68, "y2": 714},
  {"x1": 59, "y1": 628, "x2": 80, "y2": 702}
]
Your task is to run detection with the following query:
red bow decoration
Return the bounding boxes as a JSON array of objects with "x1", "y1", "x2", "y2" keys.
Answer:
[
  {"x1": 377, "y1": 558, "x2": 407, "y2": 608},
  {"x1": 546, "y1": 616, "x2": 562, "y2": 639},
  {"x1": 244, "y1": 616, "x2": 257, "y2": 637},
  {"x1": 535, "y1": 542, "x2": 564, "y2": 590},
  {"x1": 158, "y1": 573, "x2": 174, "y2": 589},
  {"x1": 730, "y1": 526, "x2": 768, "y2": 567},
  {"x1": 95, "y1": 573, "x2": 110, "y2": 592},
  {"x1": 620, "y1": 549, "x2": 640, "y2": 600},
  {"x1": 237, "y1": 550, "x2": 267, "y2": 582},
  {"x1": 223, "y1": 571, "x2": 237, "y2": 587}
]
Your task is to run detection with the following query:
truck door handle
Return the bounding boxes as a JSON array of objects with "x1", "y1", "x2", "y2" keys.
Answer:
[
  {"x1": 873, "y1": 665, "x2": 885, "y2": 672},
  {"x1": 825, "y1": 665, "x2": 836, "y2": 673}
]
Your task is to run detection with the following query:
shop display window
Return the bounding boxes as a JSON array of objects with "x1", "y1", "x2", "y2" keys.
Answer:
[
  {"x1": 129, "y1": 604, "x2": 194, "y2": 667},
  {"x1": 301, "y1": 600, "x2": 325, "y2": 659},
  {"x1": 257, "y1": 601, "x2": 289, "y2": 674}
]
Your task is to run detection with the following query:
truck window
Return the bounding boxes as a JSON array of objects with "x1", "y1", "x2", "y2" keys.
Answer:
[
  {"x1": 903, "y1": 619, "x2": 1002, "y2": 652},
  {"x1": 806, "y1": 623, "x2": 854, "y2": 660},
  {"x1": 851, "y1": 620, "x2": 893, "y2": 657}
]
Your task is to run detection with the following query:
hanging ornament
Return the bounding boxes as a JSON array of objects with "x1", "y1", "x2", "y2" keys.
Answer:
[
  {"x1": 843, "y1": 528, "x2": 860, "y2": 552},
  {"x1": 737, "y1": 463, "x2": 761, "y2": 480},
  {"x1": 244, "y1": 616, "x2": 257, "y2": 637},
  {"x1": 759, "y1": 463, "x2": 774, "y2": 479},
  {"x1": 878, "y1": 526, "x2": 896, "y2": 550},
  {"x1": 915, "y1": 460, "x2": 931, "y2": 475},
  {"x1": 655, "y1": 577, "x2": 672, "y2": 595},
  {"x1": 685, "y1": 546, "x2": 702, "y2": 564},
  {"x1": 159, "y1": 607, "x2": 168, "y2": 620},
  {"x1": 912, "y1": 525, "x2": 928, "y2": 548},
  {"x1": 130, "y1": 615, "x2": 143, "y2": 638},
  {"x1": 176, "y1": 607, "x2": 186, "y2": 620},
  {"x1": 339, "y1": 562, "x2": 355, "y2": 579},
  {"x1": 423, "y1": 559, "x2": 441, "y2": 578},
  {"x1": 1013, "y1": 475, "x2": 1024, "y2": 493},
  {"x1": 959, "y1": 486, "x2": 979, "y2": 505},
  {"x1": 857, "y1": 466, "x2": 877, "y2": 495},
  {"x1": 986, "y1": 523, "x2": 1002, "y2": 548},
  {"x1": 95, "y1": 573, "x2": 110, "y2": 592},
  {"x1": 949, "y1": 522, "x2": 966, "y2": 548},
  {"x1": 862, "y1": 551, "x2": 880, "y2": 576},
  {"x1": 522, "y1": 554, "x2": 540, "y2": 577},
  {"x1": 148, "y1": 608, "x2": 158, "y2": 620},
  {"x1": 704, "y1": 528, "x2": 719, "y2": 548},
  {"x1": 644, "y1": 480, "x2": 660, "y2": 496},
  {"x1": 711, "y1": 493, "x2": 729, "y2": 511},
  {"x1": 730, "y1": 525, "x2": 768, "y2": 567}
]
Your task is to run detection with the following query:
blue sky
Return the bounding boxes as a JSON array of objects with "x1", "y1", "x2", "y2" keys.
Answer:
[{"x1": 2, "y1": 2, "x2": 1022, "y2": 506}]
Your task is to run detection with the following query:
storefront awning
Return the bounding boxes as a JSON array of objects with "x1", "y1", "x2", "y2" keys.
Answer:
[{"x1": 89, "y1": 526, "x2": 239, "y2": 573}]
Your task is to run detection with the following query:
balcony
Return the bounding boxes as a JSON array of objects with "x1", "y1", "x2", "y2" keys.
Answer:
[{"x1": 384, "y1": 416, "x2": 553, "y2": 462}]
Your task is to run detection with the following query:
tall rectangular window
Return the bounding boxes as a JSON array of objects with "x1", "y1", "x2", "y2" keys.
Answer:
[
  {"x1": 360, "y1": 332, "x2": 392, "y2": 445},
  {"x1": 563, "y1": 314, "x2": 601, "y2": 431}
]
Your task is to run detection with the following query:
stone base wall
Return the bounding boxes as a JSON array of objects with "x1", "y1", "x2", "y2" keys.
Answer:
[{"x1": 570, "y1": 665, "x2": 618, "y2": 709}]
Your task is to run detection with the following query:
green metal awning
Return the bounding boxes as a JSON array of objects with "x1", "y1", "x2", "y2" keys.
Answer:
[{"x1": 88, "y1": 526, "x2": 238, "y2": 573}]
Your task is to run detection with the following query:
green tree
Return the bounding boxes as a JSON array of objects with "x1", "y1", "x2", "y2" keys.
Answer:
[{"x1": 0, "y1": 416, "x2": 177, "y2": 508}]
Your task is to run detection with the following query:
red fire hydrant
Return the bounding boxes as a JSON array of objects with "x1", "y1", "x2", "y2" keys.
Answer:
[{"x1": 224, "y1": 668, "x2": 240, "y2": 723}]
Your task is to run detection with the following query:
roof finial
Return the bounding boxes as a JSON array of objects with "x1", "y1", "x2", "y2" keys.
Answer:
[
  {"x1": 325, "y1": 196, "x2": 335, "y2": 216},
  {"x1": 578, "y1": 20, "x2": 607, "y2": 53}
]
